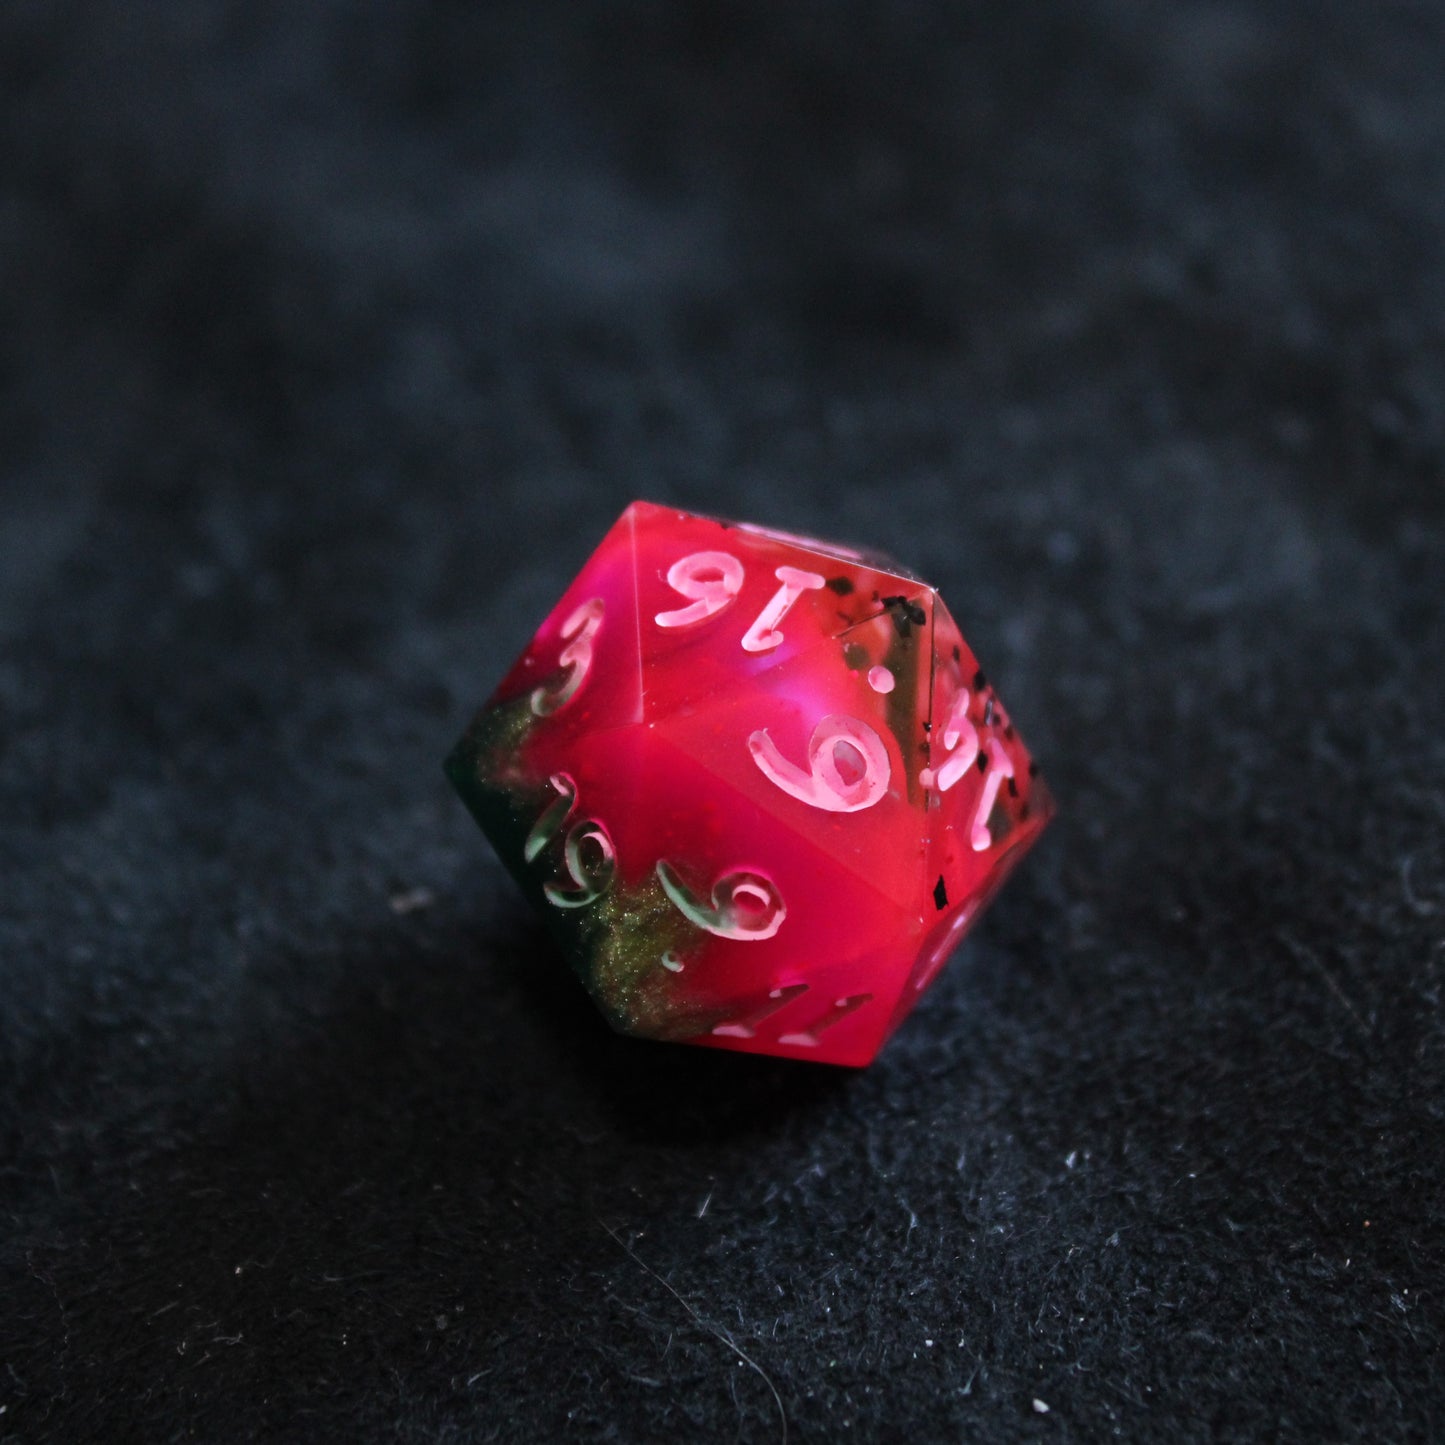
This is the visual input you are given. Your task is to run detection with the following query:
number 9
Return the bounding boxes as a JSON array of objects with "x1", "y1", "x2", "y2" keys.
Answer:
[{"x1": 654, "y1": 551, "x2": 745, "y2": 628}]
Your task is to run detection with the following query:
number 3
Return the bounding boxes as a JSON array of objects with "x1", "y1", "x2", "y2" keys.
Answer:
[{"x1": 531, "y1": 598, "x2": 604, "y2": 717}]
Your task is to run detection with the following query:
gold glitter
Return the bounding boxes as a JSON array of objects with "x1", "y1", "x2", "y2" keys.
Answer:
[
  {"x1": 445, "y1": 693, "x2": 537, "y2": 797},
  {"x1": 571, "y1": 870, "x2": 727, "y2": 1041}
]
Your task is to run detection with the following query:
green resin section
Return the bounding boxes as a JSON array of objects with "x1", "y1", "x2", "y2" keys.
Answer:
[
  {"x1": 445, "y1": 693, "x2": 545, "y2": 872},
  {"x1": 568, "y1": 869, "x2": 732, "y2": 1041},
  {"x1": 445, "y1": 696, "x2": 728, "y2": 1042},
  {"x1": 838, "y1": 608, "x2": 927, "y2": 808},
  {"x1": 880, "y1": 620, "x2": 926, "y2": 807}
]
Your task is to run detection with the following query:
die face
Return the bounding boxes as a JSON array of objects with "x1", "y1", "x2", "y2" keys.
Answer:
[
  {"x1": 449, "y1": 714, "x2": 920, "y2": 1062},
  {"x1": 629, "y1": 500, "x2": 931, "y2": 720},
  {"x1": 483, "y1": 505, "x2": 645, "y2": 746},
  {"x1": 888, "y1": 596, "x2": 1055, "y2": 1035},
  {"x1": 919, "y1": 597, "x2": 1054, "y2": 928},
  {"x1": 649, "y1": 588, "x2": 936, "y2": 914},
  {"x1": 448, "y1": 500, "x2": 1052, "y2": 1066}
]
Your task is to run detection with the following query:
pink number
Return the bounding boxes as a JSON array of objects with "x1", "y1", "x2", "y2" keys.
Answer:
[
  {"x1": 777, "y1": 993, "x2": 872, "y2": 1047},
  {"x1": 741, "y1": 566, "x2": 826, "y2": 653},
  {"x1": 971, "y1": 736, "x2": 1014, "y2": 851},
  {"x1": 655, "y1": 861, "x2": 786, "y2": 940},
  {"x1": 654, "y1": 551, "x2": 745, "y2": 628},
  {"x1": 749, "y1": 714, "x2": 891, "y2": 813},
  {"x1": 712, "y1": 984, "x2": 809, "y2": 1038},
  {"x1": 530, "y1": 598, "x2": 604, "y2": 717},
  {"x1": 919, "y1": 688, "x2": 979, "y2": 793}
]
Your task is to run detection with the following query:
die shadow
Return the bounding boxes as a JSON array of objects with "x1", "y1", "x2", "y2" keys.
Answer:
[
  {"x1": 28, "y1": 901, "x2": 843, "y2": 1340},
  {"x1": 9, "y1": 902, "x2": 862, "y2": 1429}
]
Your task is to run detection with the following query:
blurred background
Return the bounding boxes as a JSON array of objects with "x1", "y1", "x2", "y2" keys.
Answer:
[{"x1": 2, "y1": 2, "x2": 1442, "y2": 1440}]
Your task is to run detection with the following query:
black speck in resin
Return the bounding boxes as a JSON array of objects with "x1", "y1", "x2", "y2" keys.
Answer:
[{"x1": 882, "y1": 595, "x2": 926, "y2": 638}]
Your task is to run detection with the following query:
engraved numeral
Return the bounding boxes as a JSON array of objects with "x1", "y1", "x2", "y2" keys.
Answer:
[
  {"x1": 654, "y1": 551, "x2": 745, "y2": 628},
  {"x1": 654, "y1": 553, "x2": 825, "y2": 654},
  {"x1": 777, "y1": 993, "x2": 872, "y2": 1047},
  {"x1": 544, "y1": 819, "x2": 616, "y2": 908},
  {"x1": 524, "y1": 772, "x2": 577, "y2": 862},
  {"x1": 530, "y1": 598, "x2": 604, "y2": 717},
  {"x1": 741, "y1": 566, "x2": 826, "y2": 653},
  {"x1": 970, "y1": 736, "x2": 1014, "y2": 851},
  {"x1": 749, "y1": 714, "x2": 891, "y2": 813},
  {"x1": 712, "y1": 984, "x2": 809, "y2": 1038},
  {"x1": 919, "y1": 687, "x2": 979, "y2": 793},
  {"x1": 526, "y1": 773, "x2": 617, "y2": 909},
  {"x1": 710, "y1": 985, "x2": 874, "y2": 1044},
  {"x1": 920, "y1": 688, "x2": 1015, "y2": 851},
  {"x1": 655, "y1": 861, "x2": 786, "y2": 940}
]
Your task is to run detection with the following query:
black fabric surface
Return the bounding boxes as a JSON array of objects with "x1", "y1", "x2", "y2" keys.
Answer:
[{"x1": 3, "y1": 3, "x2": 1444, "y2": 1440}]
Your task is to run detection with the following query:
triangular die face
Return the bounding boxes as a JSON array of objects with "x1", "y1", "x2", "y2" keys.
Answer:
[
  {"x1": 650, "y1": 589, "x2": 937, "y2": 914},
  {"x1": 614, "y1": 732, "x2": 919, "y2": 1058},
  {"x1": 481, "y1": 505, "x2": 646, "y2": 749},
  {"x1": 920, "y1": 594, "x2": 1054, "y2": 935},
  {"x1": 693, "y1": 930, "x2": 916, "y2": 1067},
  {"x1": 627, "y1": 500, "x2": 930, "y2": 720}
]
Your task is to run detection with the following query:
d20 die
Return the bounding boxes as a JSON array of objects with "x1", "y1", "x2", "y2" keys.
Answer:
[{"x1": 446, "y1": 500, "x2": 1053, "y2": 1066}]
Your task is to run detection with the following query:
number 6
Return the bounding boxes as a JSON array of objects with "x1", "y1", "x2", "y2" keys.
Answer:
[
  {"x1": 749, "y1": 715, "x2": 891, "y2": 813},
  {"x1": 655, "y1": 862, "x2": 787, "y2": 940}
]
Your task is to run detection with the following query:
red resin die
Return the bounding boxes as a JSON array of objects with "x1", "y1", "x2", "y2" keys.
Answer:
[{"x1": 446, "y1": 501, "x2": 1053, "y2": 1067}]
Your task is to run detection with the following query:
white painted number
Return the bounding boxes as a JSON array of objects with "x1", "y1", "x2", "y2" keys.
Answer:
[
  {"x1": 778, "y1": 993, "x2": 872, "y2": 1047},
  {"x1": 655, "y1": 861, "x2": 786, "y2": 940},
  {"x1": 749, "y1": 714, "x2": 891, "y2": 812},
  {"x1": 741, "y1": 566, "x2": 826, "y2": 653},
  {"x1": 971, "y1": 736, "x2": 1014, "y2": 852},
  {"x1": 544, "y1": 820, "x2": 616, "y2": 908},
  {"x1": 919, "y1": 688, "x2": 978, "y2": 793},
  {"x1": 526, "y1": 773, "x2": 617, "y2": 909},
  {"x1": 654, "y1": 551, "x2": 745, "y2": 628},
  {"x1": 524, "y1": 772, "x2": 577, "y2": 862},
  {"x1": 530, "y1": 598, "x2": 604, "y2": 717},
  {"x1": 919, "y1": 688, "x2": 1015, "y2": 852},
  {"x1": 654, "y1": 553, "x2": 825, "y2": 652}
]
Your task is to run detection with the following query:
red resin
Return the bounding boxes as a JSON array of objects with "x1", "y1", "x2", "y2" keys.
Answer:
[{"x1": 447, "y1": 501, "x2": 1053, "y2": 1066}]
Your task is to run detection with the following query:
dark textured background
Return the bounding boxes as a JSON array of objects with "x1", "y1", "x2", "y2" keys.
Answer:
[{"x1": 2, "y1": 2, "x2": 1443, "y2": 1440}]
